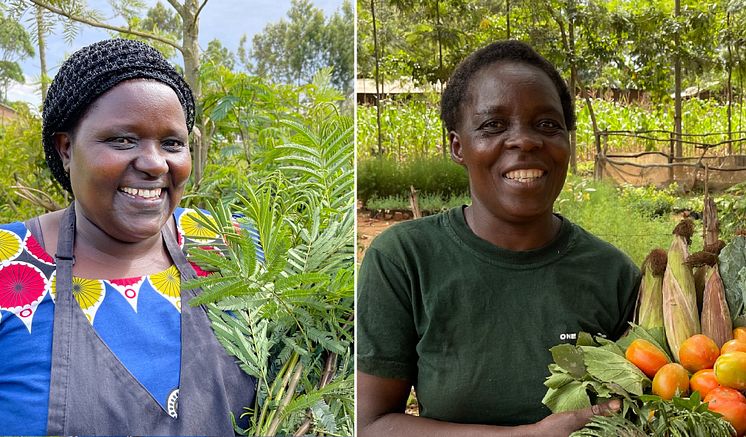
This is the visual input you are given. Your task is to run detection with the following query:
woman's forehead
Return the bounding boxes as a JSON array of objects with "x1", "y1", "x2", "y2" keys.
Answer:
[
  {"x1": 463, "y1": 62, "x2": 562, "y2": 111},
  {"x1": 77, "y1": 80, "x2": 187, "y2": 130}
]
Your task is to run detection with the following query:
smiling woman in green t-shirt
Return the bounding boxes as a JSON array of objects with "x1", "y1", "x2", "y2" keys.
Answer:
[{"x1": 356, "y1": 40, "x2": 641, "y2": 436}]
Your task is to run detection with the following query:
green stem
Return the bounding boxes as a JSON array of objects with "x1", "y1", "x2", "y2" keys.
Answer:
[
  {"x1": 267, "y1": 359, "x2": 304, "y2": 436},
  {"x1": 259, "y1": 352, "x2": 299, "y2": 435}
]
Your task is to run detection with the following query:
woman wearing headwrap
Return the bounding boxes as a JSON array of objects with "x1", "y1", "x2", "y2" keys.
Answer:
[{"x1": 0, "y1": 39, "x2": 254, "y2": 435}]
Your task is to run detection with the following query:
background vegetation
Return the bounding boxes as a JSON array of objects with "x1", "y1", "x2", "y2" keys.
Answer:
[
  {"x1": 0, "y1": 1, "x2": 353, "y2": 435},
  {"x1": 357, "y1": 0, "x2": 746, "y2": 268}
]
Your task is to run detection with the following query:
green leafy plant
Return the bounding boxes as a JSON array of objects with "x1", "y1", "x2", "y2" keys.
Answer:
[
  {"x1": 357, "y1": 157, "x2": 468, "y2": 205},
  {"x1": 184, "y1": 107, "x2": 354, "y2": 435}
]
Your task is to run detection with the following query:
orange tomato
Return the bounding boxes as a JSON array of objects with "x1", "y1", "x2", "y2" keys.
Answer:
[
  {"x1": 625, "y1": 339, "x2": 669, "y2": 378},
  {"x1": 721, "y1": 339, "x2": 746, "y2": 355},
  {"x1": 704, "y1": 386, "x2": 746, "y2": 437},
  {"x1": 652, "y1": 363, "x2": 689, "y2": 400},
  {"x1": 679, "y1": 334, "x2": 720, "y2": 373},
  {"x1": 714, "y1": 351, "x2": 746, "y2": 391},
  {"x1": 734, "y1": 327, "x2": 746, "y2": 342},
  {"x1": 690, "y1": 368, "x2": 720, "y2": 398}
]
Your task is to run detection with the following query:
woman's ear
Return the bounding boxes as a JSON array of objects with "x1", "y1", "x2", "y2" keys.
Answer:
[
  {"x1": 449, "y1": 131, "x2": 465, "y2": 165},
  {"x1": 53, "y1": 132, "x2": 73, "y2": 173}
]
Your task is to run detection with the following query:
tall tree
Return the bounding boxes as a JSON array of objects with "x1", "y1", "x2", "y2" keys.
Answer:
[
  {"x1": 0, "y1": 11, "x2": 34, "y2": 103},
  {"x1": 248, "y1": 0, "x2": 352, "y2": 92},
  {"x1": 202, "y1": 38, "x2": 234, "y2": 70}
]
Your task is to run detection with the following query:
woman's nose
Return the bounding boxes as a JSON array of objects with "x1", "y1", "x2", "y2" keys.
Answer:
[
  {"x1": 504, "y1": 125, "x2": 542, "y2": 151},
  {"x1": 134, "y1": 141, "x2": 169, "y2": 177}
]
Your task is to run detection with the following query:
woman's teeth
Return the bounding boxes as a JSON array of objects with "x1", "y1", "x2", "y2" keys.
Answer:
[
  {"x1": 504, "y1": 169, "x2": 544, "y2": 183},
  {"x1": 120, "y1": 187, "x2": 162, "y2": 199}
]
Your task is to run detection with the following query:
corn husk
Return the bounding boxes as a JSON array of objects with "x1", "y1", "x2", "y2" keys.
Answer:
[
  {"x1": 636, "y1": 249, "x2": 667, "y2": 330},
  {"x1": 686, "y1": 251, "x2": 719, "y2": 316},
  {"x1": 663, "y1": 220, "x2": 701, "y2": 363},
  {"x1": 701, "y1": 264, "x2": 734, "y2": 348},
  {"x1": 693, "y1": 266, "x2": 707, "y2": 313}
]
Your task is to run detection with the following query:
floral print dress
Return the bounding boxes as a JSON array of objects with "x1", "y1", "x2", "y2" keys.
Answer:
[{"x1": 0, "y1": 207, "x2": 244, "y2": 435}]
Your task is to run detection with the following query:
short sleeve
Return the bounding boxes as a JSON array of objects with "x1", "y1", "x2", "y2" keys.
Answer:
[{"x1": 356, "y1": 245, "x2": 419, "y2": 381}]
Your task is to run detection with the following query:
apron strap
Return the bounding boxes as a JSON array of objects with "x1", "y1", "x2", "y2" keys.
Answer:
[
  {"x1": 161, "y1": 218, "x2": 198, "y2": 283},
  {"x1": 46, "y1": 203, "x2": 77, "y2": 433}
]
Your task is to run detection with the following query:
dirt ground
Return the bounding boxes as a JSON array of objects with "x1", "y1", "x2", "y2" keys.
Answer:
[{"x1": 356, "y1": 208, "x2": 412, "y2": 258}]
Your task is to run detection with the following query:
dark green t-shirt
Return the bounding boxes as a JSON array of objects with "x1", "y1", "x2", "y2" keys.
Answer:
[{"x1": 357, "y1": 206, "x2": 641, "y2": 425}]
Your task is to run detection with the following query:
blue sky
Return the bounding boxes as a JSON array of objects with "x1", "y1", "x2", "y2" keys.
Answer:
[{"x1": 10, "y1": 0, "x2": 347, "y2": 107}]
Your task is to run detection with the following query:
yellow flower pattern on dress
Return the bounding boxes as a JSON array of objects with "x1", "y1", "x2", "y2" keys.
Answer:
[
  {"x1": 150, "y1": 265, "x2": 181, "y2": 312},
  {"x1": 49, "y1": 271, "x2": 56, "y2": 302},
  {"x1": 178, "y1": 210, "x2": 219, "y2": 241},
  {"x1": 72, "y1": 277, "x2": 104, "y2": 310},
  {"x1": 0, "y1": 229, "x2": 22, "y2": 263}
]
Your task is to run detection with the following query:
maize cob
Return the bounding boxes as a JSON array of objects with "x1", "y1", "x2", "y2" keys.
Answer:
[
  {"x1": 663, "y1": 219, "x2": 701, "y2": 363},
  {"x1": 701, "y1": 264, "x2": 733, "y2": 348},
  {"x1": 686, "y1": 251, "x2": 718, "y2": 315},
  {"x1": 687, "y1": 251, "x2": 733, "y2": 348},
  {"x1": 635, "y1": 249, "x2": 667, "y2": 330}
]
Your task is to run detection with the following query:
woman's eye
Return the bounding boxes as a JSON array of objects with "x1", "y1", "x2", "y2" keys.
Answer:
[
  {"x1": 480, "y1": 120, "x2": 506, "y2": 131},
  {"x1": 107, "y1": 137, "x2": 136, "y2": 147},
  {"x1": 538, "y1": 120, "x2": 563, "y2": 131},
  {"x1": 163, "y1": 139, "x2": 186, "y2": 151}
]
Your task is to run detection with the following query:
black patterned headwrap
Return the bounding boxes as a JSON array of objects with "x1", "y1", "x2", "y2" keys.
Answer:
[{"x1": 42, "y1": 38, "x2": 195, "y2": 193}]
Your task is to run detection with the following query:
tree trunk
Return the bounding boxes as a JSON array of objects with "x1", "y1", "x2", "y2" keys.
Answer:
[
  {"x1": 726, "y1": 11, "x2": 733, "y2": 153},
  {"x1": 673, "y1": 0, "x2": 682, "y2": 160},
  {"x1": 175, "y1": 0, "x2": 205, "y2": 186},
  {"x1": 434, "y1": 0, "x2": 447, "y2": 159},
  {"x1": 506, "y1": 0, "x2": 511, "y2": 39},
  {"x1": 370, "y1": 0, "x2": 383, "y2": 157},
  {"x1": 35, "y1": 5, "x2": 49, "y2": 102},
  {"x1": 568, "y1": 0, "x2": 577, "y2": 173}
]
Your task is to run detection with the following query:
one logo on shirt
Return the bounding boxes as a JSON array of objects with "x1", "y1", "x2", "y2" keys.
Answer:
[{"x1": 559, "y1": 332, "x2": 608, "y2": 342}]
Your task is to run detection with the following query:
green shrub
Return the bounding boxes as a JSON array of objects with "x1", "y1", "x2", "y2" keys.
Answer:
[
  {"x1": 365, "y1": 193, "x2": 471, "y2": 214},
  {"x1": 555, "y1": 176, "x2": 702, "y2": 266},
  {"x1": 618, "y1": 183, "x2": 679, "y2": 218},
  {"x1": 716, "y1": 182, "x2": 746, "y2": 239},
  {"x1": 357, "y1": 157, "x2": 468, "y2": 205}
]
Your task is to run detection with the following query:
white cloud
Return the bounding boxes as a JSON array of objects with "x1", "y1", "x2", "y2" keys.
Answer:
[{"x1": 7, "y1": 75, "x2": 42, "y2": 111}]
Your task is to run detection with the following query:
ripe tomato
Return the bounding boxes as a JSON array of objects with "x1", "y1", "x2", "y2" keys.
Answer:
[
  {"x1": 704, "y1": 386, "x2": 746, "y2": 437},
  {"x1": 652, "y1": 363, "x2": 689, "y2": 400},
  {"x1": 734, "y1": 327, "x2": 746, "y2": 342},
  {"x1": 714, "y1": 351, "x2": 746, "y2": 391},
  {"x1": 679, "y1": 334, "x2": 720, "y2": 373},
  {"x1": 625, "y1": 339, "x2": 669, "y2": 378},
  {"x1": 690, "y1": 368, "x2": 720, "y2": 398},
  {"x1": 721, "y1": 339, "x2": 746, "y2": 355}
]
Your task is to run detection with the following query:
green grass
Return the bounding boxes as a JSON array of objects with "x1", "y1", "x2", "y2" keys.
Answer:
[
  {"x1": 365, "y1": 193, "x2": 471, "y2": 215},
  {"x1": 555, "y1": 176, "x2": 703, "y2": 266}
]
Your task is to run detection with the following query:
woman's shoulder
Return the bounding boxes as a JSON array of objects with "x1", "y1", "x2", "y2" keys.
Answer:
[
  {"x1": 565, "y1": 218, "x2": 639, "y2": 271},
  {"x1": 366, "y1": 208, "x2": 456, "y2": 254}
]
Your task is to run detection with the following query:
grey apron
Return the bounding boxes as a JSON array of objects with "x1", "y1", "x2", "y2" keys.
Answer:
[{"x1": 46, "y1": 203, "x2": 254, "y2": 435}]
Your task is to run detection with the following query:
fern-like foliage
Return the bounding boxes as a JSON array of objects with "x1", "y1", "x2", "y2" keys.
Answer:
[{"x1": 184, "y1": 104, "x2": 353, "y2": 436}]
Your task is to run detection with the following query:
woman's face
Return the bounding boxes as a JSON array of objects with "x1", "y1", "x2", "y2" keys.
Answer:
[
  {"x1": 450, "y1": 61, "x2": 570, "y2": 225},
  {"x1": 55, "y1": 79, "x2": 191, "y2": 242}
]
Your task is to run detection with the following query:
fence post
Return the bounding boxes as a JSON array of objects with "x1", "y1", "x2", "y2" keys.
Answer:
[{"x1": 593, "y1": 130, "x2": 604, "y2": 181}]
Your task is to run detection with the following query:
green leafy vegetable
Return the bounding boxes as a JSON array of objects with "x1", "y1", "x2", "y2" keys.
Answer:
[
  {"x1": 581, "y1": 347, "x2": 650, "y2": 396},
  {"x1": 719, "y1": 235, "x2": 746, "y2": 327}
]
